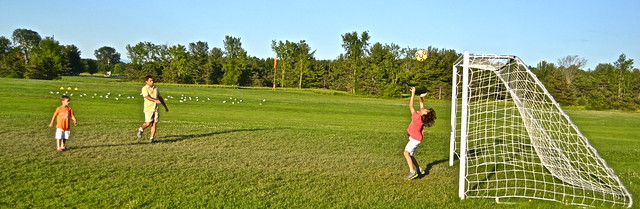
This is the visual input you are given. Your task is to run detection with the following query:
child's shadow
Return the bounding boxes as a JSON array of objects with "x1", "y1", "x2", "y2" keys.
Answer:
[{"x1": 418, "y1": 158, "x2": 449, "y2": 178}]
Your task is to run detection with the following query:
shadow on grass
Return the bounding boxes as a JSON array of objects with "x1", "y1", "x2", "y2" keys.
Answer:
[
  {"x1": 72, "y1": 128, "x2": 275, "y2": 150},
  {"x1": 72, "y1": 141, "x2": 147, "y2": 150},
  {"x1": 159, "y1": 128, "x2": 273, "y2": 143},
  {"x1": 417, "y1": 158, "x2": 449, "y2": 179},
  {"x1": 471, "y1": 165, "x2": 497, "y2": 191}
]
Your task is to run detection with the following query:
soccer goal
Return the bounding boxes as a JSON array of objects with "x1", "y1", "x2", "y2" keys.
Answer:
[{"x1": 449, "y1": 51, "x2": 633, "y2": 207}]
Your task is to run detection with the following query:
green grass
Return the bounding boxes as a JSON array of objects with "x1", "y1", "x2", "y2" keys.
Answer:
[{"x1": 0, "y1": 77, "x2": 637, "y2": 208}]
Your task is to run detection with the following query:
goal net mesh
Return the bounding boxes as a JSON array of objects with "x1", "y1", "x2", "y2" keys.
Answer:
[{"x1": 450, "y1": 53, "x2": 632, "y2": 207}]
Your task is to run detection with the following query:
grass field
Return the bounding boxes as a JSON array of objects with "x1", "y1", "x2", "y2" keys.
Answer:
[{"x1": 0, "y1": 77, "x2": 637, "y2": 208}]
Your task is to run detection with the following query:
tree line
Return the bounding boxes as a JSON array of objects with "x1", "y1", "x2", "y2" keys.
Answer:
[{"x1": 1, "y1": 28, "x2": 638, "y2": 110}]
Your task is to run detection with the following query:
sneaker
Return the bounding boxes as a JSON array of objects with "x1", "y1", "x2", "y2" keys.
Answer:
[
  {"x1": 149, "y1": 137, "x2": 154, "y2": 143},
  {"x1": 404, "y1": 172, "x2": 419, "y2": 180},
  {"x1": 137, "y1": 128, "x2": 143, "y2": 139},
  {"x1": 419, "y1": 168, "x2": 426, "y2": 175}
]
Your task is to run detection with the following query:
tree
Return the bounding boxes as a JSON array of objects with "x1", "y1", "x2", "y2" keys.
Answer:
[
  {"x1": 366, "y1": 42, "x2": 403, "y2": 96},
  {"x1": 95, "y1": 46, "x2": 121, "y2": 74},
  {"x1": 329, "y1": 55, "x2": 352, "y2": 92},
  {"x1": 552, "y1": 68, "x2": 579, "y2": 105},
  {"x1": 164, "y1": 44, "x2": 191, "y2": 83},
  {"x1": 308, "y1": 59, "x2": 332, "y2": 89},
  {"x1": 271, "y1": 40, "x2": 295, "y2": 87},
  {"x1": 363, "y1": 43, "x2": 385, "y2": 95},
  {"x1": 221, "y1": 36, "x2": 246, "y2": 85},
  {"x1": 539, "y1": 55, "x2": 588, "y2": 106},
  {"x1": 556, "y1": 55, "x2": 586, "y2": 89},
  {"x1": 0, "y1": 37, "x2": 26, "y2": 78},
  {"x1": 82, "y1": 58, "x2": 99, "y2": 75},
  {"x1": 243, "y1": 56, "x2": 271, "y2": 87},
  {"x1": 532, "y1": 60, "x2": 557, "y2": 80},
  {"x1": 573, "y1": 68, "x2": 594, "y2": 107},
  {"x1": 204, "y1": 47, "x2": 224, "y2": 84},
  {"x1": 112, "y1": 63, "x2": 126, "y2": 75},
  {"x1": 126, "y1": 42, "x2": 156, "y2": 65},
  {"x1": 95, "y1": 46, "x2": 121, "y2": 65},
  {"x1": 0, "y1": 36, "x2": 11, "y2": 55},
  {"x1": 398, "y1": 47, "x2": 418, "y2": 91},
  {"x1": 25, "y1": 37, "x2": 63, "y2": 79},
  {"x1": 295, "y1": 40, "x2": 315, "y2": 88},
  {"x1": 631, "y1": 68, "x2": 640, "y2": 109},
  {"x1": 557, "y1": 55, "x2": 587, "y2": 68},
  {"x1": 188, "y1": 41, "x2": 209, "y2": 84},
  {"x1": 189, "y1": 41, "x2": 209, "y2": 58},
  {"x1": 408, "y1": 47, "x2": 458, "y2": 99},
  {"x1": 340, "y1": 31, "x2": 370, "y2": 93},
  {"x1": 12, "y1": 28, "x2": 41, "y2": 64},
  {"x1": 271, "y1": 40, "x2": 317, "y2": 88},
  {"x1": 532, "y1": 61, "x2": 574, "y2": 105},
  {"x1": 588, "y1": 63, "x2": 616, "y2": 110},
  {"x1": 613, "y1": 54, "x2": 634, "y2": 101},
  {"x1": 125, "y1": 42, "x2": 168, "y2": 80},
  {"x1": 62, "y1": 45, "x2": 84, "y2": 75}
]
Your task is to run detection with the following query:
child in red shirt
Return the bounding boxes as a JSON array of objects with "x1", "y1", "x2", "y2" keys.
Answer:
[
  {"x1": 49, "y1": 95, "x2": 77, "y2": 151},
  {"x1": 404, "y1": 87, "x2": 436, "y2": 180}
]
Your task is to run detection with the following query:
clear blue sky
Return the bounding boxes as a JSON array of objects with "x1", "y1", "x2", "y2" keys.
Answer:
[{"x1": 1, "y1": 0, "x2": 638, "y2": 70}]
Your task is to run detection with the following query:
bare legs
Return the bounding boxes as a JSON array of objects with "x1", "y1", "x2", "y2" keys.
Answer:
[
  {"x1": 404, "y1": 150, "x2": 420, "y2": 173},
  {"x1": 140, "y1": 122, "x2": 157, "y2": 139}
]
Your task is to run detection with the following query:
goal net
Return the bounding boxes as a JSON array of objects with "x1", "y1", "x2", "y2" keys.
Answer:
[{"x1": 449, "y1": 52, "x2": 633, "y2": 207}]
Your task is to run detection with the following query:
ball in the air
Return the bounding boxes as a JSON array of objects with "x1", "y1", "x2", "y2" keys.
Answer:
[{"x1": 415, "y1": 49, "x2": 428, "y2": 62}]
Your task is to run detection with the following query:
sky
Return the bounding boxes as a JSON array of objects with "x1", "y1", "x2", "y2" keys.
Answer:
[{"x1": 1, "y1": 0, "x2": 639, "y2": 70}]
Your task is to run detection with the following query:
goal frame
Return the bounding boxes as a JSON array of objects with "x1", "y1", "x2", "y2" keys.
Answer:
[{"x1": 449, "y1": 51, "x2": 633, "y2": 207}]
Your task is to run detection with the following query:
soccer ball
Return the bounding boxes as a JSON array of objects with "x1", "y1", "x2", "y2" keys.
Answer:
[{"x1": 415, "y1": 49, "x2": 428, "y2": 62}]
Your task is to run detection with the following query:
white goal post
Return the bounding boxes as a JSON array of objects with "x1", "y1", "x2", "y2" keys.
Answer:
[{"x1": 449, "y1": 51, "x2": 633, "y2": 207}]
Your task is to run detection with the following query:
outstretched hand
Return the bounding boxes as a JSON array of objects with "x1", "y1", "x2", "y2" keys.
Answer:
[
  {"x1": 410, "y1": 87, "x2": 416, "y2": 94},
  {"x1": 420, "y1": 93, "x2": 427, "y2": 97}
]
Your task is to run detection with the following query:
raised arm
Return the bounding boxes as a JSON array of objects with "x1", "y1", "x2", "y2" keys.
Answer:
[
  {"x1": 419, "y1": 93, "x2": 427, "y2": 109},
  {"x1": 409, "y1": 87, "x2": 416, "y2": 113}
]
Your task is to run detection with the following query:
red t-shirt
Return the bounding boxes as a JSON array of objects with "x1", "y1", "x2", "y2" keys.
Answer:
[
  {"x1": 54, "y1": 106, "x2": 74, "y2": 130},
  {"x1": 406, "y1": 110, "x2": 424, "y2": 141}
]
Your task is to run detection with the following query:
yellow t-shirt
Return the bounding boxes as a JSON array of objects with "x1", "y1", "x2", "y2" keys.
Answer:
[{"x1": 142, "y1": 85, "x2": 160, "y2": 112}]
